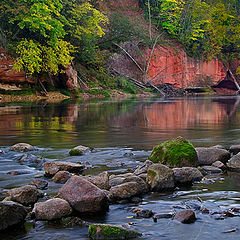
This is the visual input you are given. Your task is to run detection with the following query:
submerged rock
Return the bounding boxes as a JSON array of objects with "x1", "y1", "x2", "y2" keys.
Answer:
[
  {"x1": 0, "y1": 201, "x2": 27, "y2": 231},
  {"x1": 84, "y1": 172, "x2": 110, "y2": 190},
  {"x1": 146, "y1": 164, "x2": 175, "y2": 191},
  {"x1": 29, "y1": 179, "x2": 48, "y2": 190},
  {"x1": 227, "y1": 153, "x2": 240, "y2": 172},
  {"x1": 196, "y1": 147, "x2": 230, "y2": 165},
  {"x1": 69, "y1": 145, "x2": 90, "y2": 156},
  {"x1": 44, "y1": 161, "x2": 84, "y2": 177},
  {"x1": 149, "y1": 137, "x2": 198, "y2": 167},
  {"x1": 88, "y1": 224, "x2": 142, "y2": 240},
  {"x1": 7, "y1": 185, "x2": 42, "y2": 206},
  {"x1": 32, "y1": 198, "x2": 72, "y2": 221},
  {"x1": 212, "y1": 161, "x2": 227, "y2": 171},
  {"x1": 201, "y1": 166, "x2": 222, "y2": 175},
  {"x1": 10, "y1": 143, "x2": 34, "y2": 152},
  {"x1": 174, "y1": 210, "x2": 196, "y2": 224},
  {"x1": 58, "y1": 176, "x2": 108, "y2": 213},
  {"x1": 18, "y1": 154, "x2": 45, "y2": 168},
  {"x1": 136, "y1": 209, "x2": 154, "y2": 218},
  {"x1": 173, "y1": 167, "x2": 203, "y2": 185},
  {"x1": 53, "y1": 171, "x2": 72, "y2": 184}
]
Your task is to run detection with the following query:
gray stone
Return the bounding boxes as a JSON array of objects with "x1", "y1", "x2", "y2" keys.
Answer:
[
  {"x1": 136, "y1": 209, "x2": 154, "y2": 218},
  {"x1": 227, "y1": 153, "x2": 240, "y2": 172},
  {"x1": 88, "y1": 224, "x2": 142, "y2": 240},
  {"x1": 58, "y1": 176, "x2": 108, "y2": 213},
  {"x1": 134, "y1": 160, "x2": 153, "y2": 175},
  {"x1": 0, "y1": 201, "x2": 27, "y2": 231},
  {"x1": 196, "y1": 147, "x2": 230, "y2": 165},
  {"x1": 229, "y1": 145, "x2": 240, "y2": 155},
  {"x1": 69, "y1": 145, "x2": 90, "y2": 156},
  {"x1": 212, "y1": 161, "x2": 227, "y2": 171},
  {"x1": 7, "y1": 185, "x2": 42, "y2": 206},
  {"x1": 44, "y1": 161, "x2": 84, "y2": 177},
  {"x1": 18, "y1": 154, "x2": 45, "y2": 168},
  {"x1": 201, "y1": 166, "x2": 222, "y2": 175},
  {"x1": 33, "y1": 198, "x2": 72, "y2": 221},
  {"x1": 173, "y1": 167, "x2": 203, "y2": 185},
  {"x1": 10, "y1": 143, "x2": 34, "y2": 152},
  {"x1": 174, "y1": 210, "x2": 196, "y2": 223},
  {"x1": 53, "y1": 171, "x2": 72, "y2": 184},
  {"x1": 146, "y1": 164, "x2": 175, "y2": 191}
]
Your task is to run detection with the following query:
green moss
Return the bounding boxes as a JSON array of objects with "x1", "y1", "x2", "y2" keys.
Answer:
[
  {"x1": 149, "y1": 136, "x2": 197, "y2": 167},
  {"x1": 87, "y1": 89, "x2": 111, "y2": 98},
  {"x1": 147, "y1": 169, "x2": 157, "y2": 178},
  {"x1": 69, "y1": 149, "x2": 83, "y2": 156},
  {"x1": 60, "y1": 89, "x2": 71, "y2": 96},
  {"x1": 88, "y1": 224, "x2": 141, "y2": 239}
]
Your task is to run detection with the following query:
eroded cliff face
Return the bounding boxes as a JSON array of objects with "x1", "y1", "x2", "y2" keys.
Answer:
[
  {"x1": 145, "y1": 45, "x2": 226, "y2": 89},
  {"x1": 0, "y1": 49, "x2": 30, "y2": 83}
]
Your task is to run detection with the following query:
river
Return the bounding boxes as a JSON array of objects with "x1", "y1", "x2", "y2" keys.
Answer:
[{"x1": 1, "y1": 96, "x2": 240, "y2": 239}]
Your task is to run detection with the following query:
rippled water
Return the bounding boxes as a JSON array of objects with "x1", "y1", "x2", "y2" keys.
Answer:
[{"x1": 1, "y1": 96, "x2": 240, "y2": 240}]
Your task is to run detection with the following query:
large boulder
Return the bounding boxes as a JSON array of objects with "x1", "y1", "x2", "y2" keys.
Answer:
[
  {"x1": 84, "y1": 172, "x2": 110, "y2": 190},
  {"x1": 149, "y1": 137, "x2": 198, "y2": 167},
  {"x1": 32, "y1": 198, "x2": 72, "y2": 221},
  {"x1": 0, "y1": 201, "x2": 27, "y2": 231},
  {"x1": 58, "y1": 176, "x2": 108, "y2": 213},
  {"x1": 227, "y1": 153, "x2": 240, "y2": 172},
  {"x1": 173, "y1": 167, "x2": 203, "y2": 185},
  {"x1": 44, "y1": 161, "x2": 84, "y2": 177},
  {"x1": 10, "y1": 143, "x2": 34, "y2": 152},
  {"x1": 146, "y1": 164, "x2": 175, "y2": 191},
  {"x1": 88, "y1": 224, "x2": 141, "y2": 240},
  {"x1": 196, "y1": 147, "x2": 230, "y2": 165},
  {"x1": 7, "y1": 185, "x2": 42, "y2": 206}
]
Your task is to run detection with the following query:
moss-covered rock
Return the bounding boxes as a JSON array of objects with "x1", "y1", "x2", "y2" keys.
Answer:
[
  {"x1": 149, "y1": 136, "x2": 198, "y2": 167},
  {"x1": 88, "y1": 224, "x2": 142, "y2": 240},
  {"x1": 69, "y1": 149, "x2": 83, "y2": 156}
]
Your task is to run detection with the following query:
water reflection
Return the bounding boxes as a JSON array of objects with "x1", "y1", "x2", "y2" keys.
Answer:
[{"x1": 0, "y1": 96, "x2": 240, "y2": 149}]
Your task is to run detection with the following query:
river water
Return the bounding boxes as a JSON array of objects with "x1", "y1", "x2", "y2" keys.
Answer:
[{"x1": 1, "y1": 96, "x2": 240, "y2": 239}]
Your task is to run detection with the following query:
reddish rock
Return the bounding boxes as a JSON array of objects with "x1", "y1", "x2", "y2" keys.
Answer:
[
  {"x1": 174, "y1": 210, "x2": 196, "y2": 223},
  {"x1": 53, "y1": 171, "x2": 72, "y2": 184},
  {"x1": 58, "y1": 176, "x2": 108, "y2": 213}
]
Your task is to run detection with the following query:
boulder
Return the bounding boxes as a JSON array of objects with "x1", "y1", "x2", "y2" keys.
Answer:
[
  {"x1": 173, "y1": 167, "x2": 203, "y2": 185},
  {"x1": 146, "y1": 164, "x2": 175, "y2": 191},
  {"x1": 229, "y1": 145, "x2": 240, "y2": 155},
  {"x1": 58, "y1": 176, "x2": 108, "y2": 213},
  {"x1": 149, "y1": 137, "x2": 198, "y2": 167},
  {"x1": 44, "y1": 161, "x2": 84, "y2": 177},
  {"x1": 134, "y1": 160, "x2": 153, "y2": 175},
  {"x1": 29, "y1": 179, "x2": 48, "y2": 190},
  {"x1": 84, "y1": 172, "x2": 110, "y2": 190},
  {"x1": 10, "y1": 143, "x2": 34, "y2": 152},
  {"x1": 0, "y1": 201, "x2": 27, "y2": 231},
  {"x1": 69, "y1": 145, "x2": 90, "y2": 156},
  {"x1": 18, "y1": 154, "x2": 45, "y2": 168},
  {"x1": 88, "y1": 224, "x2": 141, "y2": 240},
  {"x1": 136, "y1": 209, "x2": 154, "y2": 218},
  {"x1": 53, "y1": 171, "x2": 72, "y2": 184},
  {"x1": 109, "y1": 173, "x2": 135, "y2": 187},
  {"x1": 200, "y1": 166, "x2": 222, "y2": 175},
  {"x1": 7, "y1": 185, "x2": 42, "y2": 206},
  {"x1": 227, "y1": 153, "x2": 240, "y2": 172},
  {"x1": 108, "y1": 181, "x2": 147, "y2": 202},
  {"x1": 196, "y1": 147, "x2": 230, "y2": 165},
  {"x1": 174, "y1": 210, "x2": 196, "y2": 223},
  {"x1": 32, "y1": 198, "x2": 72, "y2": 221}
]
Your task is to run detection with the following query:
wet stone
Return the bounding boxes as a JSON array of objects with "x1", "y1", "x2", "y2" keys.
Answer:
[
  {"x1": 174, "y1": 210, "x2": 196, "y2": 224},
  {"x1": 10, "y1": 143, "x2": 34, "y2": 152},
  {"x1": 53, "y1": 171, "x2": 72, "y2": 184},
  {"x1": 18, "y1": 154, "x2": 45, "y2": 168},
  {"x1": 136, "y1": 209, "x2": 154, "y2": 218},
  {"x1": 229, "y1": 145, "x2": 240, "y2": 155},
  {"x1": 212, "y1": 161, "x2": 227, "y2": 171},
  {"x1": 201, "y1": 166, "x2": 222, "y2": 175},
  {"x1": 29, "y1": 179, "x2": 48, "y2": 190},
  {"x1": 154, "y1": 212, "x2": 173, "y2": 219}
]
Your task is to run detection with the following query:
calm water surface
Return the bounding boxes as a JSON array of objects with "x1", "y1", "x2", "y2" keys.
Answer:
[{"x1": 1, "y1": 96, "x2": 240, "y2": 240}]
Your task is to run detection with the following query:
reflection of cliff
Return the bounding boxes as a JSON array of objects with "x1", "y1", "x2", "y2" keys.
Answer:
[{"x1": 111, "y1": 98, "x2": 240, "y2": 130}]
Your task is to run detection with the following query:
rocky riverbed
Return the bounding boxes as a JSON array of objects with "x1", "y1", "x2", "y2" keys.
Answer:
[{"x1": 1, "y1": 139, "x2": 240, "y2": 239}]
